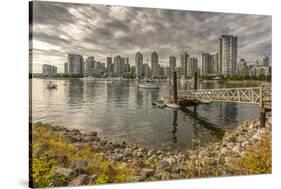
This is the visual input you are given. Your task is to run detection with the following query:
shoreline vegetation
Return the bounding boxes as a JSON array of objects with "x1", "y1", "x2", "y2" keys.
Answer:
[{"x1": 30, "y1": 117, "x2": 272, "y2": 187}]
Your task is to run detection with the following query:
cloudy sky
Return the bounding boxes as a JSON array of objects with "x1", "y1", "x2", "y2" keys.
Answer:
[{"x1": 31, "y1": 1, "x2": 272, "y2": 73}]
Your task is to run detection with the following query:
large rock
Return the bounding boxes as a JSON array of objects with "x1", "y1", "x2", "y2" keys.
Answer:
[
  {"x1": 55, "y1": 168, "x2": 75, "y2": 178},
  {"x1": 72, "y1": 160, "x2": 88, "y2": 174},
  {"x1": 68, "y1": 174, "x2": 89, "y2": 186},
  {"x1": 143, "y1": 168, "x2": 155, "y2": 178}
]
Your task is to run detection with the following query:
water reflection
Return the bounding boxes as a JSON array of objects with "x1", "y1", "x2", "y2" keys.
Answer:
[{"x1": 32, "y1": 79, "x2": 259, "y2": 150}]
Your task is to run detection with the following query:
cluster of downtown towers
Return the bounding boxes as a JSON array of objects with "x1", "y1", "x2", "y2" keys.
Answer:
[{"x1": 61, "y1": 35, "x2": 267, "y2": 79}]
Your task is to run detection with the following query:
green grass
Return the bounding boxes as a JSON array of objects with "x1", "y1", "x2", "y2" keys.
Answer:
[
  {"x1": 234, "y1": 135, "x2": 272, "y2": 175},
  {"x1": 31, "y1": 124, "x2": 136, "y2": 187}
]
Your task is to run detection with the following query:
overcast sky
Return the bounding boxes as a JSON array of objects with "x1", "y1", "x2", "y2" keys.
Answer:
[{"x1": 31, "y1": 1, "x2": 272, "y2": 73}]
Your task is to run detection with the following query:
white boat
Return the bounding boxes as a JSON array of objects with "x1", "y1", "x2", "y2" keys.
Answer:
[
  {"x1": 138, "y1": 80, "x2": 159, "y2": 89},
  {"x1": 166, "y1": 102, "x2": 181, "y2": 109},
  {"x1": 80, "y1": 76, "x2": 94, "y2": 81},
  {"x1": 199, "y1": 99, "x2": 212, "y2": 104},
  {"x1": 152, "y1": 100, "x2": 166, "y2": 108},
  {"x1": 47, "y1": 81, "x2": 57, "y2": 89}
]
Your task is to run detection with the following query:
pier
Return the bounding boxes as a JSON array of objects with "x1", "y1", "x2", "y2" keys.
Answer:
[{"x1": 165, "y1": 72, "x2": 272, "y2": 127}]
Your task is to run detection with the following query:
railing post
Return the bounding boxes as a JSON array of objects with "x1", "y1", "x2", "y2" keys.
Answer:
[{"x1": 259, "y1": 84, "x2": 265, "y2": 128}]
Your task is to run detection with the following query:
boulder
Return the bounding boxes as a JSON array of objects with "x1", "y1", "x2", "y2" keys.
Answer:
[
  {"x1": 72, "y1": 160, "x2": 88, "y2": 174},
  {"x1": 55, "y1": 167, "x2": 75, "y2": 179},
  {"x1": 143, "y1": 168, "x2": 155, "y2": 178}
]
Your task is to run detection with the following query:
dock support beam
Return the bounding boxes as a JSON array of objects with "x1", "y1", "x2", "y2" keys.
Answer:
[
  {"x1": 259, "y1": 84, "x2": 265, "y2": 128},
  {"x1": 173, "y1": 71, "x2": 178, "y2": 103},
  {"x1": 194, "y1": 72, "x2": 197, "y2": 91}
]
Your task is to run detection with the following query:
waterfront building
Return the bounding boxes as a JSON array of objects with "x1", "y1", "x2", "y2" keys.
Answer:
[
  {"x1": 176, "y1": 67, "x2": 181, "y2": 76},
  {"x1": 143, "y1": 63, "x2": 150, "y2": 78},
  {"x1": 180, "y1": 52, "x2": 189, "y2": 78},
  {"x1": 238, "y1": 58, "x2": 248, "y2": 77},
  {"x1": 113, "y1": 55, "x2": 123, "y2": 76},
  {"x1": 256, "y1": 66, "x2": 271, "y2": 77},
  {"x1": 67, "y1": 54, "x2": 84, "y2": 74},
  {"x1": 164, "y1": 66, "x2": 170, "y2": 78},
  {"x1": 123, "y1": 57, "x2": 129, "y2": 73},
  {"x1": 151, "y1": 51, "x2": 159, "y2": 78},
  {"x1": 85, "y1": 56, "x2": 95, "y2": 76},
  {"x1": 169, "y1": 56, "x2": 176, "y2": 78},
  {"x1": 107, "y1": 57, "x2": 112, "y2": 73},
  {"x1": 159, "y1": 66, "x2": 165, "y2": 77},
  {"x1": 201, "y1": 52, "x2": 212, "y2": 76},
  {"x1": 219, "y1": 35, "x2": 238, "y2": 76},
  {"x1": 210, "y1": 53, "x2": 219, "y2": 74},
  {"x1": 64, "y1": 62, "x2": 68, "y2": 74},
  {"x1": 135, "y1": 52, "x2": 143, "y2": 79},
  {"x1": 42, "y1": 64, "x2": 57, "y2": 76},
  {"x1": 248, "y1": 65, "x2": 256, "y2": 77},
  {"x1": 189, "y1": 57, "x2": 198, "y2": 75}
]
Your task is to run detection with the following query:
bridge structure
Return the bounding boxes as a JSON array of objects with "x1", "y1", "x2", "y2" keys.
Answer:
[
  {"x1": 169, "y1": 71, "x2": 272, "y2": 127},
  {"x1": 178, "y1": 85, "x2": 272, "y2": 110}
]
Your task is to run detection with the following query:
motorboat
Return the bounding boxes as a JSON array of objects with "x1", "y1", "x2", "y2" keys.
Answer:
[
  {"x1": 47, "y1": 81, "x2": 57, "y2": 89},
  {"x1": 80, "y1": 76, "x2": 95, "y2": 81},
  {"x1": 199, "y1": 99, "x2": 212, "y2": 104},
  {"x1": 152, "y1": 100, "x2": 166, "y2": 108},
  {"x1": 138, "y1": 80, "x2": 159, "y2": 89},
  {"x1": 166, "y1": 102, "x2": 181, "y2": 109}
]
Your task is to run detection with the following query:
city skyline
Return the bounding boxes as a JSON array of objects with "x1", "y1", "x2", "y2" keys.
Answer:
[{"x1": 31, "y1": 1, "x2": 271, "y2": 73}]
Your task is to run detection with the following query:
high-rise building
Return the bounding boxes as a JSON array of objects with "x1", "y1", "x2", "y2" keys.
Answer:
[
  {"x1": 107, "y1": 57, "x2": 112, "y2": 73},
  {"x1": 180, "y1": 52, "x2": 189, "y2": 78},
  {"x1": 169, "y1": 56, "x2": 176, "y2": 78},
  {"x1": 143, "y1": 63, "x2": 150, "y2": 78},
  {"x1": 135, "y1": 52, "x2": 143, "y2": 78},
  {"x1": 85, "y1": 56, "x2": 95, "y2": 75},
  {"x1": 114, "y1": 55, "x2": 123, "y2": 76},
  {"x1": 159, "y1": 66, "x2": 165, "y2": 77},
  {"x1": 219, "y1": 35, "x2": 238, "y2": 76},
  {"x1": 64, "y1": 62, "x2": 68, "y2": 74},
  {"x1": 262, "y1": 56, "x2": 270, "y2": 66},
  {"x1": 42, "y1": 64, "x2": 57, "y2": 76},
  {"x1": 123, "y1": 58, "x2": 129, "y2": 72},
  {"x1": 151, "y1": 51, "x2": 159, "y2": 78},
  {"x1": 202, "y1": 52, "x2": 212, "y2": 76},
  {"x1": 210, "y1": 53, "x2": 219, "y2": 74},
  {"x1": 189, "y1": 57, "x2": 198, "y2": 75},
  {"x1": 67, "y1": 54, "x2": 84, "y2": 74},
  {"x1": 238, "y1": 58, "x2": 248, "y2": 77}
]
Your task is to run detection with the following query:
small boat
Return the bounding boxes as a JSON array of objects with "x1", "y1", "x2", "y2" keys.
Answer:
[
  {"x1": 139, "y1": 80, "x2": 159, "y2": 89},
  {"x1": 166, "y1": 102, "x2": 181, "y2": 109},
  {"x1": 80, "y1": 76, "x2": 94, "y2": 81},
  {"x1": 199, "y1": 99, "x2": 212, "y2": 104},
  {"x1": 152, "y1": 100, "x2": 166, "y2": 108},
  {"x1": 47, "y1": 81, "x2": 57, "y2": 89}
]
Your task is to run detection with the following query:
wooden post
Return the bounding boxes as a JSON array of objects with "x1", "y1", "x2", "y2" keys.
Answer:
[
  {"x1": 173, "y1": 71, "x2": 178, "y2": 103},
  {"x1": 259, "y1": 84, "x2": 265, "y2": 128},
  {"x1": 194, "y1": 72, "x2": 197, "y2": 91}
]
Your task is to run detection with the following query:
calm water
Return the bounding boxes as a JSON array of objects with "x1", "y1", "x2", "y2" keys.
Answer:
[{"x1": 31, "y1": 78, "x2": 259, "y2": 150}]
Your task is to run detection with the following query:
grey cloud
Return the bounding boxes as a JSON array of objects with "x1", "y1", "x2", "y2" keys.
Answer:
[{"x1": 31, "y1": 1, "x2": 272, "y2": 72}]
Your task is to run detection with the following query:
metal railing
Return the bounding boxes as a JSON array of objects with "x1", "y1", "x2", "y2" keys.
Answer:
[{"x1": 178, "y1": 85, "x2": 271, "y2": 104}]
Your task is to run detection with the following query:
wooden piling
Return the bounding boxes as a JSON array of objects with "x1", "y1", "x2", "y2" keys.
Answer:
[
  {"x1": 194, "y1": 72, "x2": 197, "y2": 90},
  {"x1": 259, "y1": 84, "x2": 266, "y2": 128},
  {"x1": 173, "y1": 71, "x2": 178, "y2": 103}
]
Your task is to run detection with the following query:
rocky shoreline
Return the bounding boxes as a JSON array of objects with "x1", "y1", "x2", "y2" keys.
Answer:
[{"x1": 32, "y1": 116, "x2": 271, "y2": 186}]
